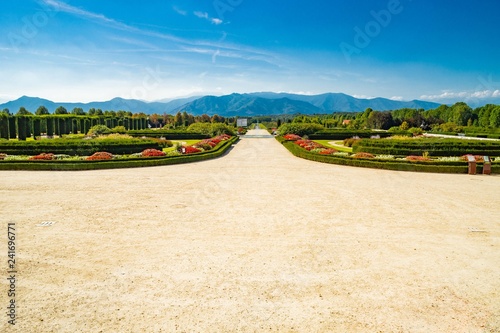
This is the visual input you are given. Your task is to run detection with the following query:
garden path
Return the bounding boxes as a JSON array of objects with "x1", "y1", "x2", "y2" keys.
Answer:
[{"x1": 1, "y1": 133, "x2": 499, "y2": 332}]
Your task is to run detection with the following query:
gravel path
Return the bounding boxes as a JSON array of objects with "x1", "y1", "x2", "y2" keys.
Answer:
[{"x1": 1, "y1": 129, "x2": 499, "y2": 332}]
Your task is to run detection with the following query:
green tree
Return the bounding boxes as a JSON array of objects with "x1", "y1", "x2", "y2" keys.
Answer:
[
  {"x1": 450, "y1": 102, "x2": 473, "y2": 126},
  {"x1": 490, "y1": 106, "x2": 500, "y2": 128},
  {"x1": 54, "y1": 106, "x2": 68, "y2": 114},
  {"x1": 174, "y1": 112, "x2": 183, "y2": 127},
  {"x1": 367, "y1": 111, "x2": 394, "y2": 130},
  {"x1": 71, "y1": 107, "x2": 85, "y2": 115},
  {"x1": 0, "y1": 112, "x2": 9, "y2": 139},
  {"x1": 35, "y1": 106, "x2": 50, "y2": 115},
  {"x1": 16, "y1": 107, "x2": 32, "y2": 115}
]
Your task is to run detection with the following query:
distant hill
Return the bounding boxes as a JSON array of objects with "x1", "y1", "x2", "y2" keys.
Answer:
[
  {"x1": 0, "y1": 93, "x2": 442, "y2": 116},
  {"x1": 246, "y1": 92, "x2": 441, "y2": 112}
]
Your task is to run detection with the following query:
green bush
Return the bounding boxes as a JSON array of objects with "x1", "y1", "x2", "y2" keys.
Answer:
[
  {"x1": 277, "y1": 123, "x2": 325, "y2": 136},
  {"x1": 187, "y1": 123, "x2": 235, "y2": 136},
  {"x1": 111, "y1": 126, "x2": 127, "y2": 134},
  {"x1": 88, "y1": 125, "x2": 111, "y2": 136}
]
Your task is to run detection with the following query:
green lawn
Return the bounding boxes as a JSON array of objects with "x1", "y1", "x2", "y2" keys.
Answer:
[{"x1": 313, "y1": 140, "x2": 353, "y2": 153}]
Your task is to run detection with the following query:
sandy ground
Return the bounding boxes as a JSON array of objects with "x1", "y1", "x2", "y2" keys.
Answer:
[{"x1": 1, "y1": 129, "x2": 499, "y2": 332}]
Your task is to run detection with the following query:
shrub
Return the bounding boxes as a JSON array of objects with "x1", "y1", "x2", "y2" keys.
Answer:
[
  {"x1": 352, "y1": 152, "x2": 375, "y2": 159},
  {"x1": 86, "y1": 152, "x2": 113, "y2": 161},
  {"x1": 343, "y1": 138, "x2": 360, "y2": 147},
  {"x1": 319, "y1": 148, "x2": 337, "y2": 155},
  {"x1": 193, "y1": 143, "x2": 213, "y2": 151},
  {"x1": 148, "y1": 138, "x2": 173, "y2": 148},
  {"x1": 406, "y1": 155, "x2": 431, "y2": 162},
  {"x1": 187, "y1": 123, "x2": 235, "y2": 136},
  {"x1": 277, "y1": 123, "x2": 324, "y2": 136},
  {"x1": 141, "y1": 149, "x2": 166, "y2": 157},
  {"x1": 408, "y1": 127, "x2": 424, "y2": 135},
  {"x1": 88, "y1": 125, "x2": 111, "y2": 136},
  {"x1": 111, "y1": 126, "x2": 127, "y2": 134}
]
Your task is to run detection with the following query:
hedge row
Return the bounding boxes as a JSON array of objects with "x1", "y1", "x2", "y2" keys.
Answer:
[
  {"x1": 309, "y1": 130, "x2": 409, "y2": 140},
  {"x1": 127, "y1": 130, "x2": 209, "y2": 140},
  {"x1": 430, "y1": 131, "x2": 500, "y2": 139},
  {"x1": 0, "y1": 136, "x2": 238, "y2": 171},
  {"x1": 352, "y1": 138, "x2": 500, "y2": 156},
  {"x1": 280, "y1": 139, "x2": 500, "y2": 174},
  {"x1": 0, "y1": 115, "x2": 149, "y2": 140},
  {"x1": 0, "y1": 138, "x2": 162, "y2": 155}
]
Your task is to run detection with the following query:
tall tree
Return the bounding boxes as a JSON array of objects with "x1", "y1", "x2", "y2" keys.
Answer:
[
  {"x1": 16, "y1": 107, "x2": 32, "y2": 115},
  {"x1": 490, "y1": 106, "x2": 500, "y2": 128},
  {"x1": 71, "y1": 107, "x2": 85, "y2": 115},
  {"x1": 35, "y1": 106, "x2": 50, "y2": 115},
  {"x1": 54, "y1": 106, "x2": 68, "y2": 114}
]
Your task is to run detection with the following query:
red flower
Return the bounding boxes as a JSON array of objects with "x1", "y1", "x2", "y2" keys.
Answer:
[
  {"x1": 29, "y1": 153, "x2": 55, "y2": 160},
  {"x1": 142, "y1": 149, "x2": 166, "y2": 157},
  {"x1": 86, "y1": 152, "x2": 113, "y2": 161},
  {"x1": 284, "y1": 134, "x2": 302, "y2": 141},
  {"x1": 319, "y1": 148, "x2": 337, "y2": 155},
  {"x1": 406, "y1": 155, "x2": 430, "y2": 161},
  {"x1": 352, "y1": 152, "x2": 375, "y2": 159},
  {"x1": 183, "y1": 146, "x2": 202, "y2": 154}
]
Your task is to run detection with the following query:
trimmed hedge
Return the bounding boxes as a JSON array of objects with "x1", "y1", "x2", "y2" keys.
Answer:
[
  {"x1": 277, "y1": 123, "x2": 325, "y2": 136},
  {"x1": 0, "y1": 138, "x2": 162, "y2": 155},
  {"x1": 128, "y1": 130, "x2": 209, "y2": 140},
  {"x1": 352, "y1": 138, "x2": 500, "y2": 156},
  {"x1": 0, "y1": 136, "x2": 238, "y2": 171},
  {"x1": 279, "y1": 139, "x2": 500, "y2": 174},
  {"x1": 309, "y1": 130, "x2": 408, "y2": 140}
]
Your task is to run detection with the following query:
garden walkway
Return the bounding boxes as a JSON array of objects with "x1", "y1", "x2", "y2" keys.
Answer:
[{"x1": 1, "y1": 131, "x2": 499, "y2": 332}]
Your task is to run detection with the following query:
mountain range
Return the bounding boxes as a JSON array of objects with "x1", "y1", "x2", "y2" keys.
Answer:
[{"x1": 0, "y1": 93, "x2": 441, "y2": 116}]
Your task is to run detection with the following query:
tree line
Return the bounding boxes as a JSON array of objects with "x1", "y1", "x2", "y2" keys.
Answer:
[{"x1": 282, "y1": 102, "x2": 500, "y2": 131}]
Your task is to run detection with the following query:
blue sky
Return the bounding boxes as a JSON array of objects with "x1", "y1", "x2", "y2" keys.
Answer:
[{"x1": 1, "y1": 0, "x2": 500, "y2": 106}]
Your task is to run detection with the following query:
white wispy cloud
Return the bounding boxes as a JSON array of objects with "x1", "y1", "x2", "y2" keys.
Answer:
[
  {"x1": 194, "y1": 11, "x2": 223, "y2": 25},
  {"x1": 173, "y1": 6, "x2": 187, "y2": 16},
  {"x1": 390, "y1": 96, "x2": 404, "y2": 101},
  {"x1": 420, "y1": 90, "x2": 500, "y2": 101},
  {"x1": 352, "y1": 94, "x2": 376, "y2": 99},
  {"x1": 39, "y1": 0, "x2": 271, "y2": 63}
]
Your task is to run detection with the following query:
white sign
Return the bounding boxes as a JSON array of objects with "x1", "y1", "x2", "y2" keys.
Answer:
[{"x1": 236, "y1": 118, "x2": 248, "y2": 127}]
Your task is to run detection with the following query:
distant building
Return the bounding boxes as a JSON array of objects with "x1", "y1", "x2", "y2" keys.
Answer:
[{"x1": 342, "y1": 120, "x2": 351, "y2": 126}]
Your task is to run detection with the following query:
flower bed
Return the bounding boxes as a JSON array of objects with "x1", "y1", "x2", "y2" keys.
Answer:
[
  {"x1": 142, "y1": 149, "x2": 166, "y2": 157},
  {"x1": 278, "y1": 136, "x2": 500, "y2": 174},
  {"x1": 86, "y1": 152, "x2": 113, "y2": 161},
  {"x1": 29, "y1": 153, "x2": 55, "y2": 161},
  {"x1": 185, "y1": 134, "x2": 232, "y2": 154},
  {"x1": 406, "y1": 155, "x2": 431, "y2": 162},
  {"x1": 295, "y1": 140, "x2": 325, "y2": 151},
  {"x1": 283, "y1": 134, "x2": 302, "y2": 141},
  {"x1": 352, "y1": 152, "x2": 375, "y2": 159}
]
